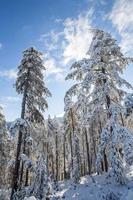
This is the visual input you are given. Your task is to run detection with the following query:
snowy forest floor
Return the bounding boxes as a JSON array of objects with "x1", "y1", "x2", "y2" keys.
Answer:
[
  {"x1": 1, "y1": 167, "x2": 133, "y2": 200},
  {"x1": 51, "y1": 166, "x2": 133, "y2": 200}
]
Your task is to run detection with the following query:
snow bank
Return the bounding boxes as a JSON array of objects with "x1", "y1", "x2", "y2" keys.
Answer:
[
  {"x1": 24, "y1": 197, "x2": 37, "y2": 200},
  {"x1": 51, "y1": 170, "x2": 133, "y2": 200}
]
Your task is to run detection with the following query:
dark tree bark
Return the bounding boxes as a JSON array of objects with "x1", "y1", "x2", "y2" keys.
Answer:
[
  {"x1": 98, "y1": 118, "x2": 108, "y2": 172},
  {"x1": 10, "y1": 98, "x2": 26, "y2": 199},
  {"x1": 91, "y1": 123, "x2": 97, "y2": 173},
  {"x1": 19, "y1": 130, "x2": 27, "y2": 188},
  {"x1": 25, "y1": 147, "x2": 30, "y2": 186},
  {"x1": 70, "y1": 108, "x2": 75, "y2": 174},
  {"x1": 82, "y1": 133, "x2": 86, "y2": 176},
  {"x1": 55, "y1": 132, "x2": 59, "y2": 181},
  {"x1": 63, "y1": 134, "x2": 66, "y2": 179},
  {"x1": 46, "y1": 133, "x2": 49, "y2": 177},
  {"x1": 51, "y1": 153, "x2": 54, "y2": 179},
  {"x1": 10, "y1": 71, "x2": 29, "y2": 200},
  {"x1": 70, "y1": 130, "x2": 73, "y2": 172},
  {"x1": 84, "y1": 128, "x2": 91, "y2": 175}
]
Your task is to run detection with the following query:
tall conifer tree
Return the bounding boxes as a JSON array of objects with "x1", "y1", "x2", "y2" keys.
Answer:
[{"x1": 11, "y1": 47, "x2": 51, "y2": 199}]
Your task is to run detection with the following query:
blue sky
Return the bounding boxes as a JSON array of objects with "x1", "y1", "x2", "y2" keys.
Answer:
[{"x1": 0, "y1": 0, "x2": 133, "y2": 121}]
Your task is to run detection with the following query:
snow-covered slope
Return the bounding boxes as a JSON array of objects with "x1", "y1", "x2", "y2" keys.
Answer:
[
  {"x1": 1, "y1": 168, "x2": 133, "y2": 200},
  {"x1": 51, "y1": 168, "x2": 133, "y2": 200}
]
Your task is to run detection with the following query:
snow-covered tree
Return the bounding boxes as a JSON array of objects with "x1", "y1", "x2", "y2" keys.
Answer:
[
  {"x1": 124, "y1": 93, "x2": 133, "y2": 117},
  {"x1": 46, "y1": 116, "x2": 56, "y2": 179},
  {"x1": 11, "y1": 47, "x2": 51, "y2": 199},
  {"x1": 64, "y1": 95, "x2": 80, "y2": 183},
  {"x1": 124, "y1": 93, "x2": 133, "y2": 130},
  {"x1": 65, "y1": 29, "x2": 133, "y2": 184},
  {"x1": 47, "y1": 116, "x2": 62, "y2": 181},
  {"x1": 28, "y1": 154, "x2": 48, "y2": 200},
  {"x1": 0, "y1": 107, "x2": 10, "y2": 188},
  {"x1": 53, "y1": 117, "x2": 61, "y2": 181},
  {"x1": 16, "y1": 47, "x2": 51, "y2": 123}
]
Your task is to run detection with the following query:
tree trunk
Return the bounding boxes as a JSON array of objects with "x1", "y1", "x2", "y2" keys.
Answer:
[
  {"x1": 70, "y1": 108, "x2": 75, "y2": 178},
  {"x1": 90, "y1": 123, "x2": 97, "y2": 173},
  {"x1": 101, "y1": 66, "x2": 111, "y2": 172},
  {"x1": 10, "y1": 71, "x2": 29, "y2": 199},
  {"x1": 84, "y1": 128, "x2": 91, "y2": 175},
  {"x1": 98, "y1": 113, "x2": 108, "y2": 172},
  {"x1": 70, "y1": 108, "x2": 81, "y2": 182},
  {"x1": 10, "y1": 127, "x2": 23, "y2": 199},
  {"x1": 63, "y1": 134, "x2": 66, "y2": 179},
  {"x1": 46, "y1": 133, "x2": 49, "y2": 177},
  {"x1": 19, "y1": 130, "x2": 27, "y2": 188},
  {"x1": 82, "y1": 132, "x2": 86, "y2": 176},
  {"x1": 103, "y1": 150, "x2": 108, "y2": 172},
  {"x1": 70, "y1": 130, "x2": 73, "y2": 172},
  {"x1": 10, "y1": 103, "x2": 26, "y2": 198},
  {"x1": 25, "y1": 147, "x2": 30, "y2": 186},
  {"x1": 51, "y1": 153, "x2": 54, "y2": 179},
  {"x1": 55, "y1": 132, "x2": 58, "y2": 181}
]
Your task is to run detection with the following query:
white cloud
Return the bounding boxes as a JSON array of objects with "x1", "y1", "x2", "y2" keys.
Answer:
[
  {"x1": 43, "y1": 57, "x2": 66, "y2": 82},
  {"x1": 49, "y1": 112, "x2": 64, "y2": 119},
  {"x1": 0, "y1": 96, "x2": 20, "y2": 114},
  {"x1": 0, "y1": 97, "x2": 21, "y2": 121},
  {"x1": 4, "y1": 96, "x2": 20, "y2": 103},
  {"x1": 40, "y1": 30, "x2": 63, "y2": 51},
  {"x1": 108, "y1": 0, "x2": 133, "y2": 54},
  {"x1": 40, "y1": 8, "x2": 94, "y2": 81},
  {"x1": 56, "y1": 112, "x2": 64, "y2": 118},
  {"x1": 44, "y1": 58, "x2": 64, "y2": 75},
  {"x1": 55, "y1": 18, "x2": 63, "y2": 23},
  {"x1": 0, "y1": 96, "x2": 20, "y2": 103},
  {"x1": 62, "y1": 9, "x2": 93, "y2": 64},
  {"x1": 40, "y1": 30, "x2": 66, "y2": 82},
  {"x1": 0, "y1": 69, "x2": 17, "y2": 79},
  {"x1": 55, "y1": 73, "x2": 65, "y2": 82}
]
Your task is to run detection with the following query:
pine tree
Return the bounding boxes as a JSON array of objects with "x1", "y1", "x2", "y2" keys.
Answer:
[
  {"x1": 11, "y1": 47, "x2": 51, "y2": 199},
  {"x1": 65, "y1": 29, "x2": 133, "y2": 184}
]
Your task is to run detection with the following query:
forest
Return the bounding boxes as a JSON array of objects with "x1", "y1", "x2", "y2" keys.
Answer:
[{"x1": 1, "y1": 28, "x2": 133, "y2": 200}]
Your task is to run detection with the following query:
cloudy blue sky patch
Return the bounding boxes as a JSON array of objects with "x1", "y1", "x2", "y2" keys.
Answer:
[{"x1": 0, "y1": 0, "x2": 133, "y2": 121}]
